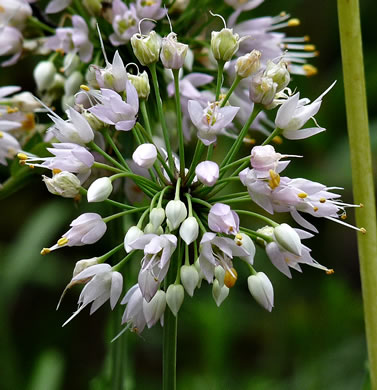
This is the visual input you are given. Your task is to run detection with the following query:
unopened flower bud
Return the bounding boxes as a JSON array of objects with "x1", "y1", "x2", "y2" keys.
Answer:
[
  {"x1": 214, "y1": 265, "x2": 225, "y2": 287},
  {"x1": 34, "y1": 61, "x2": 56, "y2": 92},
  {"x1": 64, "y1": 71, "x2": 84, "y2": 97},
  {"x1": 124, "y1": 226, "x2": 144, "y2": 252},
  {"x1": 179, "y1": 217, "x2": 199, "y2": 245},
  {"x1": 132, "y1": 143, "x2": 157, "y2": 169},
  {"x1": 150, "y1": 207, "x2": 165, "y2": 229},
  {"x1": 82, "y1": 111, "x2": 104, "y2": 131},
  {"x1": 83, "y1": 0, "x2": 102, "y2": 15},
  {"x1": 247, "y1": 272, "x2": 274, "y2": 312},
  {"x1": 131, "y1": 31, "x2": 161, "y2": 66},
  {"x1": 166, "y1": 200, "x2": 187, "y2": 231},
  {"x1": 235, "y1": 50, "x2": 261, "y2": 78},
  {"x1": 211, "y1": 28, "x2": 240, "y2": 62},
  {"x1": 208, "y1": 203, "x2": 239, "y2": 235},
  {"x1": 144, "y1": 222, "x2": 156, "y2": 234},
  {"x1": 180, "y1": 265, "x2": 200, "y2": 297},
  {"x1": 72, "y1": 257, "x2": 99, "y2": 277},
  {"x1": 43, "y1": 171, "x2": 81, "y2": 198},
  {"x1": 161, "y1": 32, "x2": 188, "y2": 69},
  {"x1": 194, "y1": 258, "x2": 205, "y2": 288},
  {"x1": 249, "y1": 74, "x2": 277, "y2": 106},
  {"x1": 265, "y1": 60, "x2": 290, "y2": 92},
  {"x1": 274, "y1": 223, "x2": 302, "y2": 256},
  {"x1": 212, "y1": 279, "x2": 229, "y2": 307},
  {"x1": 128, "y1": 71, "x2": 150, "y2": 99},
  {"x1": 195, "y1": 161, "x2": 219, "y2": 186},
  {"x1": 143, "y1": 290, "x2": 166, "y2": 328},
  {"x1": 166, "y1": 284, "x2": 184, "y2": 316},
  {"x1": 87, "y1": 177, "x2": 113, "y2": 202}
]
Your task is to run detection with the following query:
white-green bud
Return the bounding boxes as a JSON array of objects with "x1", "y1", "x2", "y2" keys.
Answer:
[
  {"x1": 211, "y1": 28, "x2": 240, "y2": 62},
  {"x1": 235, "y1": 50, "x2": 261, "y2": 78},
  {"x1": 160, "y1": 32, "x2": 188, "y2": 69},
  {"x1": 166, "y1": 200, "x2": 187, "y2": 231},
  {"x1": 214, "y1": 265, "x2": 226, "y2": 287},
  {"x1": 63, "y1": 52, "x2": 80, "y2": 76},
  {"x1": 194, "y1": 258, "x2": 204, "y2": 288},
  {"x1": 143, "y1": 290, "x2": 166, "y2": 328},
  {"x1": 166, "y1": 284, "x2": 184, "y2": 316},
  {"x1": 180, "y1": 265, "x2": 199, "y2": 297},
  {"x1": 83, "y1": 0, "x2": 102, "y2": 15},
  {"x1": 34, "y1": 61, "x2": 56, "y2": 91},
  {"x1": 64, "y1": 71, "x2": 84, "y2": 97},
  {"x1": 131, "y1": 31, "x2": 161, "y2": 66},
  {"x1": 265, "y1": 60, "x2": 290, "y2": 92},
  {"x1": 150, "y1": 207, "x2": 165, "y2": 229},
  {"x1": 128, "y1": 71, "x2": 150, "y2": 99},
  {"x1": 82, "y1": 111, "x2": 104, "y2": 131},
  {"x1": 73, "y1": 257, "x2": 99, "y2": 277},
  {"x1": 87, "y1": 177, "x2": 113, "y2": 203},
  {"x1": 179, "y1": 217, "x2": 199, "y2": 245},
  {"x1": 247, "y1": 272, "x2": 274, "y2": 312},
  {"x1": 249, "y1": 74, "x2": 277, "y2": 106},
  {"x1": 212, "y1": 279, "x2": 229, "y2": 307},
  {"x1": 144, "y1": 222, "x2": 156, "y2": 234},
  {"x1": 273, "y1": 223, "x2": 302, "y2": 256},
  {"x1": 124, "y1": 226, "x2": 144, "y2": 252},
  {"x1": 42, "y1": 171, "x2": 80, "y2": 198}
]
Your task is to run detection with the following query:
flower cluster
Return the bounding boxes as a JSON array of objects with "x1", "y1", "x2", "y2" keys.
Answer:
[{"x1": 0, "y1": 0, "x2": 364, "y2": 337}]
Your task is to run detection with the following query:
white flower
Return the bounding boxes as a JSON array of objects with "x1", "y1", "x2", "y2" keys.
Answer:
[
  {"x1": 43, "y1": 213, "x2": 107, "y2": 253},
  {"x1": 166, "y1": 284, "x2": 184, "y2": 316},
  {"x1": 33, "y1": 61, "x2": 57, "y2": 92},
  {"x1": 62, "y1": 264, "x2": 123, "y2": 326},
  {"x1": 179, "y1": 217, "x2": 199, "y2": 245},
  {"x1": 212, "y1": 279, "x2": 229, "y2": 307},
  {"x1": 247, "y1": 272, "x2": 274, "y2": 312},
  {"x1": 166, "y1": 200, "x2": 187, "y2": 231},
  {"x1": 0, "y1": 26, "x2": 23, "y2": 67},
  {"x1": 128, "y1": 234, "x2": 177, "y2": 301},
  {"x1": 124, "y1": 226, "x2": 144, "y2": 252},
  {"x1": 234, "y1": 233, "x2": 256, "y2": 264},
  {"x1": 121, "y1": 284, "x2": 147, "y2": 333},
  {"x1": 132, "y1": 143, "x2": 157, "y2": 169},
  {"x1": 87, "y1": 177, "x2": 113, "y2": 202},
  {"x1": 188, "y1": 100, "x2": 239, "y2": 145},
  {"x1": 275, "y1": 82, "x2": 336, "y2": 140},
  {"x1": 149, "y1": 208, "x2": 165, "y2": 230},
  {"x1": 0, "y1": 0, "x2": 32, "y2": 28},
  {"x1": 273, "y1": 223, "x2": 302, "y2": 256},
  {"x1": 143, "y1": 289, "x2": 166, "y2": 328},
  {"x1": 208, "y1": 203, "x2": 239, "y2": 235},
  {"x1": 0, "y1": 131, "x2": 20, "y2": 165},
  {"x1": 42, "y1": 171, "x2": 81, "y2": 198},
  {"x1": 235, "y1": 50, "x2": 261, "y2": 78},
  {"x1": 195, "y1": 161, "x2": 219, "y2": 186}
]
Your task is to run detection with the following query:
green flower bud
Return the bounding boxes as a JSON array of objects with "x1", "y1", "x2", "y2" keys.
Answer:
[
  {"x1": 211, "y1": 28, "x2": 240, "y2": 62},
  {"x1": 131, "y1": 31, "x2": 161, "y2": 66},
  {"x1": 128, "y1": 71, "x2": 150, "y2": 99},
  {"x1": 235, "y1": 50, "x2": 261, "y2": 78}
]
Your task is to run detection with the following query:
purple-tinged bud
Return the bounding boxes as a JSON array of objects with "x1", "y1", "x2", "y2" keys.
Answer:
[{"x1": 195, "y1": 161, "x2": 219, "y2": 187}]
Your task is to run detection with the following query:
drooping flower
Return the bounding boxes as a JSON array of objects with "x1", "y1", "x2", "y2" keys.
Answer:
[
  {"x1": 208, "y1": 203, "x2": 240, "y2": 235},
  {"x1": 42, "y1": 213, "x2": 107, "y2": 253},
  {"x1": 62, "y1": 264, "x2": 123, "y2": 326},
  {"x1": 42, "y1": 171, "x2": 81, "y2": 198},
  {"x1": 195, "y1": 161, "x2": 219, "y2": 186},
  {"x1": 132, "y1": 143, "x2": 157, "y2": 169},
  {"x1": 160, "y1": 32, "x2": 188, "y2": 70},
  {"x1": 247, "y1": 271, "x2": 274, "y2": 312}
]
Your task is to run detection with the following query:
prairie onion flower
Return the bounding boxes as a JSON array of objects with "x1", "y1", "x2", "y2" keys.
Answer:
[{"x1": 0, "y1": 3, "x2": 363, "y2": 342}]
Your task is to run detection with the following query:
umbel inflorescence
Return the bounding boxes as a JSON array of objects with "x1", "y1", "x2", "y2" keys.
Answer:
[{"x1": 0, "y1": 0, "x2": 365, "y2": 334}]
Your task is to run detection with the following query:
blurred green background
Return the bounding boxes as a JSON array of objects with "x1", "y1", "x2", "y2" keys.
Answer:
[{"x1": 1, "y1": 0, "x2": 376, "y2": 389}]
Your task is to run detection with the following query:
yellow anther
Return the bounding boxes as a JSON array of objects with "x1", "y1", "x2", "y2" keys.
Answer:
[
  {"x1": 80, "y1": 84, "x2": 90, "y2": 91},
  {"x1": 229, "y1": 226, "x2": 234, "y2": 232},
  {"x1": 7, "y1": 106, "x2": 19, "y2": 114},
  {"x1": 319, "y1": 197, "x2": 326, "y2": 203},
  {"x1": 17, "y1": 152, "x2": 28, "y2": 160},
  {"x1": 29, "y1": 164, "x2": 35, "y2": 169},
  {"x1": 0, "y1": 131, "x2": 3, "y2": 138},
  {"x1": 340, "y1": 213, "x2": 347, "y2": 220},
  {"x1": 326, "y1": 269, "x2": 335, "y2": 275},
  {"x1": 272, "y1": 135, "x2": 283, "y2": 145},
  {"x1": 74, "y1": 194, "x2": 82, "y2": 202},
  {"x1": 360, "y1": 227, "x2": 367, "y2": 234},
  {"x1": 52, "y1": 168, "x2": 62, "y2": 175},
  {"x1": 244, "y1": 137, "x2": 256, "y2": 145},
  {"x1": 297, "y1": 192, "x2": 307, "y2": 199},
  {"x1": 56, "y1": 48, "x2": 65, "y2": 55},
  {"x1": 288, "y1": 18, "x2": 300, "y2": 27},
  {"x1": 0, "y1": 5, "x2": 5, "y2": 12},
  {"x1": 360, "y1": 203, "x2": 364, "y2": 208},
  {"x1": 236, "y1": 240, "x2": 242, "y2": 246},
  {"x1": 58, "y1": 237, "x2": 68, "y2": 246},
  {"x1": 19, "y1": 160, "x2": 25, "y2": 165},
  {"x1": 280, "y1": 11, "x2": 287, "y2": 17},
  {"x1": 303, "y1": 64, "x2": 318, "y2": 77},
  {"x1": 304, "y1": 35, "x2": 310, "y2": 42},
  {"x1": 268, "y1": 170, "x2": 280, "y2": 190},
  {"x1": 235, "y1": 233, "x2": 243, "y2": 240},
  {"x1": 224, "y1": 268, "x2": 238, "y2": 288},
  {"x1": 304, "y1": 44, "x2": 316, "y2": 51},
  {"x1": 41, "y1": 248, "x2": 51, "y2": 255},
  {"x1": 313, "y1": 207, "x2": 319, "y2": 212},
  {"x1": 21, "y1": 113, "x2": 35, "y2": 131}
]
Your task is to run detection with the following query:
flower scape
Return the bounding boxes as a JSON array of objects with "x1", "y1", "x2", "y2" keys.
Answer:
[{"x1": 0, "y1": 0, "x2": 365, "y2": 339}]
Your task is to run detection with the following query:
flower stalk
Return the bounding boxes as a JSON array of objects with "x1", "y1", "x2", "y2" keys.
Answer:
[{"x1": 337, "y1": 0, "x2": 377, "y2": 387}]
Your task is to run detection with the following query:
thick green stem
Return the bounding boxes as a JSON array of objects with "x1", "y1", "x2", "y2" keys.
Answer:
[
  {"x1": 337, "y1": 1, "x2": 377, "y2": 387},
  {"x1": 163, "y1": 252, "x2": 179, "y2": 390},
  {"x1": 149, "y1": 63, "x2": 175, "y2": 173},
  {"x1": 173, "y1": 70, "x2": 186, "y2": 178}
]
